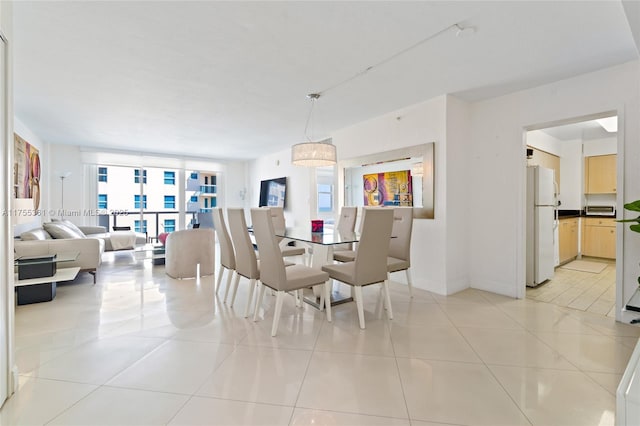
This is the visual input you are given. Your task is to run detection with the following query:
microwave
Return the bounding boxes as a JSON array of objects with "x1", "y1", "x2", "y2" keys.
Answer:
[{"x1": 585, "y1": 205, "x2": 616, "y2": 216}]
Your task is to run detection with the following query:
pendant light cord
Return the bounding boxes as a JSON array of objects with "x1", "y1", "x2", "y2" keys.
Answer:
[
  {"x1": 315, "y1": 22, "x2": 464, "y2": 97},
  {"x1": 304, "y1": 93, "x2": 320, "y2": 142}
]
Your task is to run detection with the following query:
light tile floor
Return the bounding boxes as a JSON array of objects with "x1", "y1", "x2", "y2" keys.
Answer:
[
  {"x1": 2, "y1": 250, "x2": 638, "y2": 425},
  {"x1": 527, "y1": 257, "x2": 617, "y2": 317}
]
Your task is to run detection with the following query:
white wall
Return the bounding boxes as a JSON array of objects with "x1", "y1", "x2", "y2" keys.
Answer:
[
  {"x1": 468, "y1": 60, "x2": 640, "y2": 320},
  {"x1": 558, "y1": 139, "x2": 583, "y2": 210},
  {"x1": 527, "y1": 130, "x2": 562, "y2": 155},
  {"x1": 583, "y1": 136, "x2": 617, "y2": 156},
  {"x1": 249, "y1": 149, "x2": 314, "y2": 228},
  {"x1": 223, "y1": 160, "x2": 249, "y2": 209},
  {"x1": 332, "y1": 96, "x2": 451, "y2": 294},
  {"x1": 445, "y1": 95, "x2": 471, "y2": 294}
]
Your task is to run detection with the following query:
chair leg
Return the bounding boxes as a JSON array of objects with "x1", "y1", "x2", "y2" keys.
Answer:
[
  {"x1": 354, "y1": 286, "x2": 365, "y2": 329},
  {"x1": 230, "y1": 273, "x2": 241, "y2": 307},
  {"x1": 215, "y1": 266, "x2": 224, "y2": 294},
  {"x1": 405, "y1": 268, "x2": 414, "y2": 298},
  {"x1": 271, "y1": 291, "x2": 285, "y2": 337},
  {"x1": 244, "y1": 279, "x2": 256, "y2": 318},
  {"x1": 253, "y1": 284, "x2": 266, "y2": 321},
  {"x1": 223, "y1": 270, "x2": 234, "y2": 303},
  {"x1": 382, "y1": 280, "x2": 393, "y2": 320},
  {"x1": 324, "y1": 281, "x2": 332, "y2": 322},
  {"x1": 319, "y1": 286, "x2": 325, "y2": 312}
]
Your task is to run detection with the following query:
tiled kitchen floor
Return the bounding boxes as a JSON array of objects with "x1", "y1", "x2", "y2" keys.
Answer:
[
  {"x1": 1, "y1": 250, "x2": 637, "y2": 425},
  {"x1": 527, "y1": 257, "x2": 616, "y2": 317}
]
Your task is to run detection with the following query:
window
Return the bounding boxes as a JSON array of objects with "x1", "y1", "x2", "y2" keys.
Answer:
[
  {"x1": 134, "y1": 195, "x2": 147, "y2": 209},
  {"x1": 98, "y1": 167, "x2": 108, "y2": 182},
  {"x1": 204, "y1": 198, "x2": 208, "y2": 209},
  {"x1": 190, "y1": 172, "x2": 198, "y2": 179},
  {"x1": 190, "y1": 195, "x2": 198, "y2": 202},
  {"x1": 134, "y1": 169, "x2": 147, "y2": 184},
  {"x1": 164, "y1": 195, "x2": 176, "y2": 209},
  {"x1": 164, "y1": 171, "x2": 175, "y2": 185},
  {"x1": 134, "y1": 220, "x2": 147, "y2": 233},
  {"x1": 318, "y1": 184, "x2": 333, "y2": 213},
  {"x1": 164, "y1": 219, "x2": 176, "y2": 233},
  {"x1": 98, "y1": 194, "x2": 108, "y2": 209}
]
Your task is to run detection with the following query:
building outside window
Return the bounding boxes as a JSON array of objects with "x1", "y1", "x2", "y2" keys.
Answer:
[
  {"x1": 98, "y1": 194, "x2": 108, "y2": 209},
  {"x1": 190, "y1": 195, "x2": 198, "y2": 202},
  {"x1": 134, "y1": 169, "x2": 147, "y2": 184},
  {"x1": 98, "y1": 167, "x2": 108, "y2": 182},
  {"x1": 134, "y1": 220, "x2": 147, "y2": 233},
  {"x1": 190, "y1": 172, "x2": 198, "y2": 179},
  {"x1": 318, "y1": 184, "x2": 333, "y2": 213},
  {"x1": 164, "y1": 219, "x2": 176, "y2": 232},
  {"x1": 134, "y1": 194, "x2": 147, "y2": 209},
  {"x1": 164, "y1": 195, "x2": 176, "y2": 209},
  {"x1": 164, "y1": 171, "x2": 176, "y2": 185}
]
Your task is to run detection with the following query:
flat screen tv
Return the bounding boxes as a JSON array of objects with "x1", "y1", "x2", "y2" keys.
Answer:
[{"x1": 259, "y1": 177, "x2": 287, "y2": 208}]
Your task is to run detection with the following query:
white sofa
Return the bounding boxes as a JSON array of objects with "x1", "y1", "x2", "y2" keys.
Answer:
[{"x1": 14, "y1": 222, "x2": 147, "y2": 283}]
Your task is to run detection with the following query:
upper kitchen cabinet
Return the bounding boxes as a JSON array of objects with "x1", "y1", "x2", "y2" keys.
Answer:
[{"x1": 584, "y1": 154, "x2": 617, "y2": 194}]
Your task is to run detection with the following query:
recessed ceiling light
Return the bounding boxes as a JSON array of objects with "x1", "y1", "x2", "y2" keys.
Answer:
[{"x1": 596, "y1": 116, "x2": 617, "y2": 132}]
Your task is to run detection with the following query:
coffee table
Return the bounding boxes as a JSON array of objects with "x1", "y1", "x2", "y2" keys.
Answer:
[
  {"x1": 14, "y1": 252, "x2": 80, "y2": 305},
  {"x1": 134, "y1": 244, "x2": 166, "y2": 265}
]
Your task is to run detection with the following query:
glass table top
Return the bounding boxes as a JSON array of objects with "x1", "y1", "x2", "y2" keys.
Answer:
[{"x1": 15, "y1": 252, "x2": 80, "y2": 266}]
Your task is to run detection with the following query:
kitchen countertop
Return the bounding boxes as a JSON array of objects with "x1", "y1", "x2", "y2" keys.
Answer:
[{"x1": 558, "y1": 210, "x2": 617, "y2": 219}]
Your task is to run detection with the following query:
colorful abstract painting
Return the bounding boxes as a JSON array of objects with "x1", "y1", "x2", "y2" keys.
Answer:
[
  {"x1": 363, "y1": 170, "x2": 413, "y2": 206},
  {"x1": 14, "y1": 133, "x2": 41, "y2": 209}
]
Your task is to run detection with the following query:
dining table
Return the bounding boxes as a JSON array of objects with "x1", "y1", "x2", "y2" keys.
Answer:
[{"x1": 275, "y1": 227, "x2": 360, "y2": 308}]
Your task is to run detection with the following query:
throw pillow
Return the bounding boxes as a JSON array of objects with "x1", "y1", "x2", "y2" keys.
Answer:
[
  {"x1": 52, "y1": 218, "x2": 87, "y2": 237},
  {"x1": 43, "y1": 222, "x2": 85, "y2": 239},
  {"x1": 20, "y1": 228, "x2": 52, "y2": 241}
]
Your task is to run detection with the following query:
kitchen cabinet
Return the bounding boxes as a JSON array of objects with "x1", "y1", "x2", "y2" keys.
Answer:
[
  {"x1": 559, "y1": 217, "x2": 579, "y2": 264},
  {"x1": 581, "y1": 217, "x2": 616, "y2": 259},
  {"x1": 584, "y1": 154, "x2": 616, "y2": 194}
]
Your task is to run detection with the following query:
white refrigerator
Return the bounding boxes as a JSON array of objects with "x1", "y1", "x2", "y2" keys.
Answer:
[{"x1": 526, "y1": 166, "x2": 556, "y2": 287}]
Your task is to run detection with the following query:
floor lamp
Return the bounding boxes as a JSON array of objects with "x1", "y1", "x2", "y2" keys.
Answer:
[{"x1": 59, "y1": 171, "x2": 71, "y2": 215}]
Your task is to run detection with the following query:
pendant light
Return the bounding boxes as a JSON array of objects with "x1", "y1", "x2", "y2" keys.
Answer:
[{"x1": 291, "y1": 93, "x2": 337, "y2": 167}]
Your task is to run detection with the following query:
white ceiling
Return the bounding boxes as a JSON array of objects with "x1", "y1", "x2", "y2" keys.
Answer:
[
  {"x1": 12, "y1": 1, "x2": 639, "y2": 161},
  {"x1": 539, "y1": 118, "x2": 616, "y2": 141}
]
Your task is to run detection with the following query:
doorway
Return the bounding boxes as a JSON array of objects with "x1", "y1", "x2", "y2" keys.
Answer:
[{"x1": 524, "y1": 113, "x2": 619, "y2": 318}]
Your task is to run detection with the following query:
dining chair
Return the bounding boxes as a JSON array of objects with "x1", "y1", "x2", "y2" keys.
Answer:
[
  {"x1": 322, "y1": 208, "x2": 394, "y2": 329},
  {"x1": 227, "y1": 208, "x2": 261, "y2": 317},
  {"x1": 387, "y1": 207, "x2": 414, "y2": 298},
  {"x1": 212, "y1": 208, "x2": 236, "y2": 299},
  {"x1": 269, "y1": 206, "x2": 307, "y2": 262},
  {"x1": 250, "y1": 208, "x2": 332, "y2": 336},
  {"x1": 331, "y1": 206, "x2": 358, "y2": 262}
]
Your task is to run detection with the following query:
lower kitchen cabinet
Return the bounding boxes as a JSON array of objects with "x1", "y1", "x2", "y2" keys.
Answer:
[
  {"x1": 559, "y1": 217, "x2": 579, "y2": 264},
  {"x1": 582, "y1": 217, "x2": 616, "y2": 259}
]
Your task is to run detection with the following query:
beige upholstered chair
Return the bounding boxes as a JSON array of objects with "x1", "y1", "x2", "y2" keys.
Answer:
[
  {"x1": 212, "y1": 208, "x2": 236, "y2": 298},
  {"x1": 269, "y1": 207, "x2": 306, "y2": 260},
  {"x1": 322, "y1": 208, "x2": 394, "y2": 329},
  {"x1": 165, "y1": 229, "x2": 215, "y2": 279},
  {"x1": 387, "y1": 207, "x2": 414, "y2": 297},
  {"x1": 331, "y1": 206, "x2": 358, "y2": 261},
  {"x1": 250, "y1": 208, "x2": 332, "y2": 336},
  {"x1": 227, "y1": 208, "x2": 261, "y2": 317}
]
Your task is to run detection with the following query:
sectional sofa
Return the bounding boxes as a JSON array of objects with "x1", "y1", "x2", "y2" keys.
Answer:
[{"x1": 14, "y1": 221, "x2": 147, "y2": 283}]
